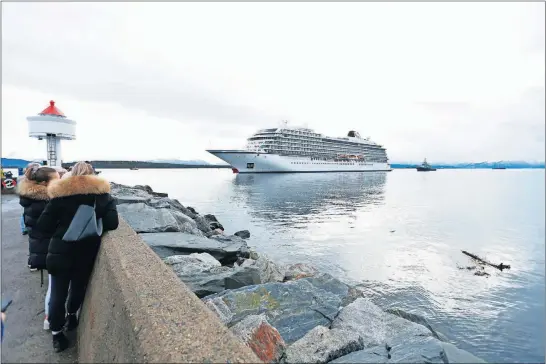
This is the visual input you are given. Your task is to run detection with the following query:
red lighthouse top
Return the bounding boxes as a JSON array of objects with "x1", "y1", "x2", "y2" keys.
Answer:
[{"x1": 39, "y1": 100, "x2": 65, "y2": 117}]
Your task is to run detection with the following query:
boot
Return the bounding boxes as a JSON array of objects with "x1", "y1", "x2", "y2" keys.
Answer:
[{"x1": 52, "y1": 332, "x2": 69, "y2": 352}]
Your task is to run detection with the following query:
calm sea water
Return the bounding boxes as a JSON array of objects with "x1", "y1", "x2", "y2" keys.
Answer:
[{"x1": 29, "y1": 168, "x2": 545, "y2": 362}]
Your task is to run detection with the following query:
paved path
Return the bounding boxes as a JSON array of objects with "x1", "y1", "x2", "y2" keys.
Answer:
[{"x1": 1, "y1": 195, "x2": 77, "y2": 363}]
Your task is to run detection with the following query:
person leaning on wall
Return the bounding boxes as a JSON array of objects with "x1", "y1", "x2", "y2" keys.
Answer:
[{"x1": 36, "y1": 161, "x2": 119, "y2": 352}]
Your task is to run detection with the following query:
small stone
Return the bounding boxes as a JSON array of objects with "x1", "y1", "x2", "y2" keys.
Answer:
[{"x1": 234, "y1": 230, "x2": 251, "y2": 239}]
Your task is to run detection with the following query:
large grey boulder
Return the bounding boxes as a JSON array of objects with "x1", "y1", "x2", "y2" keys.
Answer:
[
  {"x1": 385, "y1": 308, "x2": 447, "y2": 341},
  {"x1": 239, "y1": 254, "x2": 286, "y2": 283},
  {"x1": 331, "y1": 335, "x2": 487, "y2": 363},
  {"x1": 141, "y1": 232, "x2": 249, "y2": 265},
  {"x1": 331, "y1": 298, "x2": 433, "y2": 348},
  {"x1": 223, "y1": 268, "x2": 261, "y2": 290},
  {"x1": 117, "y1": 203, "x2": 202, "y2": 235},
  {"x1": 203, "y1": 273, "x2": 350, "y2": 344},
  {"x1": 164, "y1": 252, "x2": 222, "y2": 272},
  {"x1": 330, "y1": 298, "x2": 486, "y2": 364},
  {"x1": 110, "y1": 182, "x2": 154, "y2": 199},
  {"x1": 111, "y1": 182, "x2": 167, "y2": 198},
  {"x1": 284, "y1": 325, "x2": 364, "y2": 364},
  {"x1": 111, "y1": 183, "x2": 215, "y2": 235},
  {"x1": 193, "y1": 214, "x2": 213, "y2": 235},
  {"x1": 163, "y1": 253, "x2": 256, "y2": 297}
]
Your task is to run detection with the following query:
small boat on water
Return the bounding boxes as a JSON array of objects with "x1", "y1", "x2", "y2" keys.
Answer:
[
  {"x1": 129, "y1": 167, "x2": 139, "y2": 170},
  {"x1": 416, "y1": 158, "x2": 436, "y2": 172}
]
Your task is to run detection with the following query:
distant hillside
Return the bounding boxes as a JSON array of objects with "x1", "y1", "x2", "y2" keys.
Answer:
[
  {"x1": 61, "y1": 160, "x2": 230, "y2": 169},
  {"x1": 151, "y1": 159, "x2": 212, "y2": 165},
  {"x1": 4, "y1": 157, "x2": 543, "y2": 170},
  {"x1": 391, "y1": 161, "x2": 545, "y2": 169}
]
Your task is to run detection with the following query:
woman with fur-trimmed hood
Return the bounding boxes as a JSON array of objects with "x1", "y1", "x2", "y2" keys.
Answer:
[
  {"x1": 36, "y1": 162, "x2": 118, "y2": 352},
  {"x1": 17, "y1": 165, "x2": 60, "y2": 332},
  {"x1": 18, "y1": 165, "x2": 59, "y2": 270}
]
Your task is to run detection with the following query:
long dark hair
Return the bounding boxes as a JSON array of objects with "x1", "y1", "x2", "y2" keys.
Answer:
[{"x1": 25, "y1": 166, "x2": 58, "y2": 184}]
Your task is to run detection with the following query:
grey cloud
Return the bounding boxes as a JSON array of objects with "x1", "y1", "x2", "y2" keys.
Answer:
[{"x1": 3, "y1": 37, "x2": 278, "y2": 129}]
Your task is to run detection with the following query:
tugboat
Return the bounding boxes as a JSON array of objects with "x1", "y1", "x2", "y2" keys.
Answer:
[{"x1": 416, "y1": 158, "x2": 436, "y2": 172}]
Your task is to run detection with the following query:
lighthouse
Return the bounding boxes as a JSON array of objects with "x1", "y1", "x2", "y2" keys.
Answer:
[{"x1": 26, "y1": 100, "x2": 76, "y2": 167}]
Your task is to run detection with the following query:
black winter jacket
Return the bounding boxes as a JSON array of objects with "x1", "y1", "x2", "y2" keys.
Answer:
[
  {"x1": 17, "y1": 178, "x2": 52, "y2": 269},
  {"x1": 36, "y1": 175, "x2": 119, "y2": 275}
]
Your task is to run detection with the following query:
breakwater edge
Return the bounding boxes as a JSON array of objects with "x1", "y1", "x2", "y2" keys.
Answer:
[{"x1": 111, "y1": 181, "x2": 486, "y2": 363}]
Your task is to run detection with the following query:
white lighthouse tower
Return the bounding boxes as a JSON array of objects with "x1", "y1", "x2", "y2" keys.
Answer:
[{"x1": 26, "y1": 100, "x2": 76, "y2": 168}]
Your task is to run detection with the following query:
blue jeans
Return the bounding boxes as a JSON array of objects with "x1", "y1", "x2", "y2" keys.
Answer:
[{"x1": 20, "y1": 214, "x2": 27, "y2": 233}]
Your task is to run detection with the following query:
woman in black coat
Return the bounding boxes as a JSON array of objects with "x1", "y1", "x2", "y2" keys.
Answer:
[
  {"x1": 18, "y1": 166, "x2": 59, "y2": 271},
  {"x1": 36, "y1": 162, "x2": 119, "y2": 352},
  {"x1": 18, "y1": 165, "x2": 60, "y2": 331}
]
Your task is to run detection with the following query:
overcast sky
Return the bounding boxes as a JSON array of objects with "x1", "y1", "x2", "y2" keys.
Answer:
[{"x1": 2, "y1": 2, "x2": 544, "y2": 163}]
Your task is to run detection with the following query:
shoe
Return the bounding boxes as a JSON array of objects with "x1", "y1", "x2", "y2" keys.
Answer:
[
  {"x1": 44, "y1": 316, "x2": 50, "y2": 331},
  {"x1": 29, "y1": 266, "x2": 37, "y2": 272},
  {"x1": 22, "y1": 230, "x2": 28, "y2": 236},
  {"x1": 52, "y1": 332, "x2": 69, "y2": 353},
  {"x1": 65, "y1": 313, "x2": 78, "y2": 331}
]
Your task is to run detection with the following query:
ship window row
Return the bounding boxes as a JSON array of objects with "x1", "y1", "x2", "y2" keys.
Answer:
[
  {"x1": 273, "y1": 147, "x2": 385, "y2": 155},
  {"x1": 252, "y1": 133, "x2": 382, "y2": 148},
  {"x1": 261, "y1": 139, "x2": 384, "y2": 151},
  {"x1": 290, "y1": 161, "x2": 370, "y2": 165},
  {"x1": 276, "y1": 134, "x2": 381, "y2": 147},
  {"x1": 274, "y1": 141, "x2": 383, "y2": 150},
  {"x1": 265, "y1": 141, "x2": 384, "y2": 152}
]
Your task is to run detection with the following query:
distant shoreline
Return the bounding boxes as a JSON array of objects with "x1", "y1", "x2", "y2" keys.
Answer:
[
  {"x1": 62, "y1": 161, "x2": 232, "y2": 169},
  {"x1": 1, "y1": 158, "x2": 544, "y2": 170}
]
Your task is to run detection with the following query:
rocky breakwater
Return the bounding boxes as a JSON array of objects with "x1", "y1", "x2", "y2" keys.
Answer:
[{"x1": 111, "y1": 182, "x2": 487, "y2": 364}]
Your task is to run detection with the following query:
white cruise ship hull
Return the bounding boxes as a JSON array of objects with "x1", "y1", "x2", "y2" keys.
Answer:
[{"x1": 207, "y1": 150, "x2": 392, "y2": 173}]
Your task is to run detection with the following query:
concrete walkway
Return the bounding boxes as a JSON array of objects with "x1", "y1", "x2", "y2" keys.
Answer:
[{"x1": 1, "y1": 195, "x2": 77, "y2": 363}]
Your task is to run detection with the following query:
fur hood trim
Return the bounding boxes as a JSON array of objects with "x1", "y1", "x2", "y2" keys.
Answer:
[
  {"x1": 48, "y1": 175, "x2": 111, "y2": 198},
  {"x1": 17, "y1": 179, "x2": 50, "y2": 201}
]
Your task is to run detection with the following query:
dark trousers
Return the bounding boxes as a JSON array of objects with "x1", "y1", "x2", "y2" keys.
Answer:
[{"x1": 48, "y1": 262, "x2": 94, "y2": 332}]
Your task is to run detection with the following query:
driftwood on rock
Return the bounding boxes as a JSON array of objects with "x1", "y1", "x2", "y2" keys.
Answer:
[{"x1": 461, "y1": 250, "x2": 511, "y2": 271}]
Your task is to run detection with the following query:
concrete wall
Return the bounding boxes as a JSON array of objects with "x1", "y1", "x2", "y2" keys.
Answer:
[{"x1": 78, "y1": 218, "x2": 260, "y2": 363}]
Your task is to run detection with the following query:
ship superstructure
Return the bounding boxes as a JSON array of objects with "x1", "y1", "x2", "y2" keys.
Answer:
[{"x1": 207, "y1": 125, "x2": 391, "y2": 173}]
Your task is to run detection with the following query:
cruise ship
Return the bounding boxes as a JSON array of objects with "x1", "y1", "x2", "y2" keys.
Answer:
[{"x1": 207, "y1": 125, "x2": 391, "y2": 173}]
